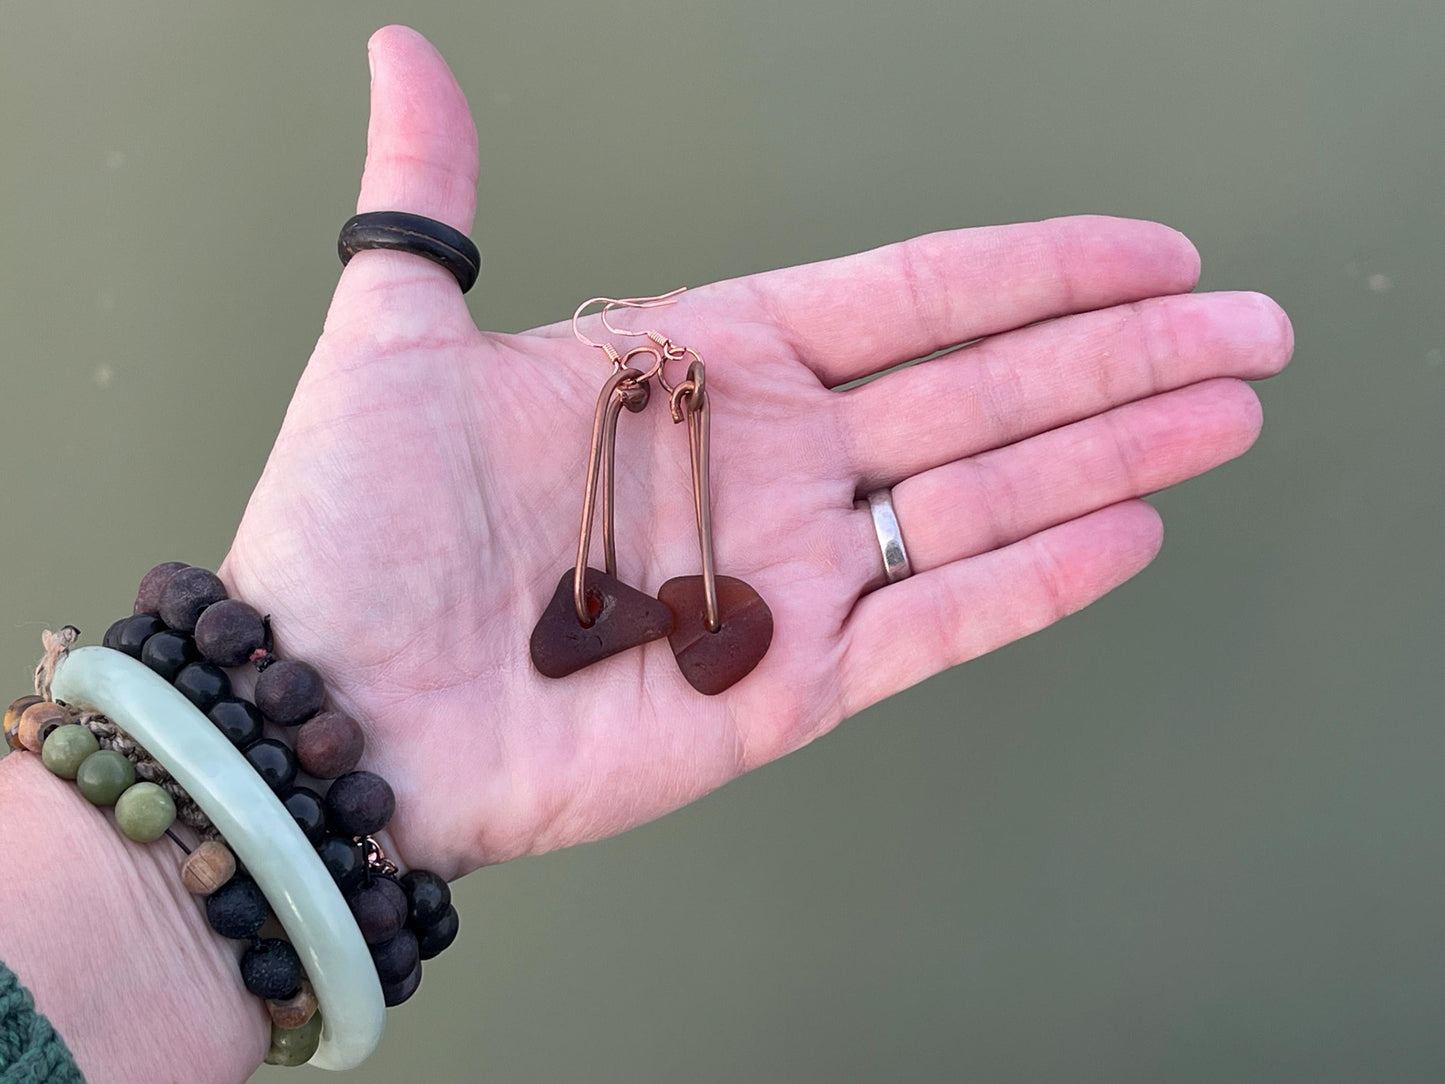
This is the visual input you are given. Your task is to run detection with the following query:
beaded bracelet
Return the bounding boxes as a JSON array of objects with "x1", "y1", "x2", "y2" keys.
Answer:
[
  {"x1": 25, "y1": 647, "x2": 379, "y2": 1068},
  {"x1": 7, "y1": 562, "x2": 460, "y2": 1070}
]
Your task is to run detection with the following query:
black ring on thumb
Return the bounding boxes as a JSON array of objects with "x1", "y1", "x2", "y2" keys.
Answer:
[{"x1": 338, "y1": 212, "x2": 481, "y2": 293}]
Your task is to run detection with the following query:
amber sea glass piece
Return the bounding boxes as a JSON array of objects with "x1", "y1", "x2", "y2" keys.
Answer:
[
  {"x1": 530, "y1": 567, "x2": 675, "y2": 679},
  {"x1": 656, "y1": 575, "x2": 773, "y2": 695}
]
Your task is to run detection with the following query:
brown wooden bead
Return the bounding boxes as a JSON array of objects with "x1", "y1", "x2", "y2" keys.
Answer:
[
  {"x1": 266, "y1": 979, "x2": 318, "y2": 1030},
  {"x1": 17, "y1": 702, "x2": 70, "y2": 754},
  {"x1": 4, "y1": 695, "x2": 43, "y2": 751},
  {"x1": 656, "y1": 575, "x2": 773, "y2": 696},
  {"x1": 294, "y1": 711, "x2": 365, "y2": 779},
  {"x1": 181, "y1": 840, "x2": 237, "y2": 896}
]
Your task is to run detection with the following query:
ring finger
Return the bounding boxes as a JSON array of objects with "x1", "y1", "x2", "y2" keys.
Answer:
[{"x1": 850, "y1": 377, "x2": 1263, "y2": 591}]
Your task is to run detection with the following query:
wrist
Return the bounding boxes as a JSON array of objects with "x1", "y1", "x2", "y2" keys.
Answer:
[{"x1": 0, "y1": 752, "x2": 268, "y2": 1083}]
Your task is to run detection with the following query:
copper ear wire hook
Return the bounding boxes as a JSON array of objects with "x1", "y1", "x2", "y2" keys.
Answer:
[
  {"x1": 597, "y1": 290, "x2": 704, "y2": 391},
  {"x1": 571, "y1": 298, "x2": 625, "y2": 368},
  {"x1": 573, "y1": 289, "x2": 688, "y2": 369},
  {"x1": 599, "y1": 287, "x2": 687, "y2": 338},
  {"x1": 670, "y1": 359, "x2": 721, "y2": 633},
  {"x1": 604, "y1": 294, "x2": 705, "y2": 396},
  {"x1": 574, "y1": 366, "x2": 651, "y2": 626}
]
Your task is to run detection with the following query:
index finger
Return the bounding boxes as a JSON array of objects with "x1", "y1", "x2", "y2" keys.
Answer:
[{"x1": 709, "y1": 214, "x2": 1201, "y2": 386}]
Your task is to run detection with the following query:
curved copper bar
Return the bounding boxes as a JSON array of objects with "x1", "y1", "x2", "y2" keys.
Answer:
[
  {"x1": 574, "y1": 367, "x2": 644, "y2": 625},
  {"x1": 599, "y1": 384, "x2": 626, "y2": 579},
  {"x1": 670, "y1": 360, "x2": 720, "y2": 633}
]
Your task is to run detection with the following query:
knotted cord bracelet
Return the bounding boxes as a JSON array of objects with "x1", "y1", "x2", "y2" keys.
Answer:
[
  {"x1": 7, "y1": 679, "x2": 331, "y2": 1067},
  {"x1": 7, "y1": 562, "x2": 461, "y2": 1070}
]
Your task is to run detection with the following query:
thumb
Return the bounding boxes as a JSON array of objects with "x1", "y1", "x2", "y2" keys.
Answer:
[{"x1": 329, "y1": 25, "x2": 480, "y2": 319}]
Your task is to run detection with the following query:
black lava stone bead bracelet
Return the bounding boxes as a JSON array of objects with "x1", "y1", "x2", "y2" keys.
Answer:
[{"x1": 96, "y1": 561, "x2": 460, "y2": 1060}]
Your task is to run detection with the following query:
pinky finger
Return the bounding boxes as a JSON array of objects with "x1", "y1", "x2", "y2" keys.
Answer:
[{"x1": 840, "y1": 500, "x2": 1164, "y2": 716}]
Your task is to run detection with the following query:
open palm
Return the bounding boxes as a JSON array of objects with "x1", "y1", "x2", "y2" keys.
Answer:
[{"x1": 220, "y1": 27, "x2": 1291, "y2": 879}]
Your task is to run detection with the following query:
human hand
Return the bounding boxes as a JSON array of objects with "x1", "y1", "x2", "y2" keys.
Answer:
[{"x1": 221, "y1": 26, "x2": 1292, "y2": 879}]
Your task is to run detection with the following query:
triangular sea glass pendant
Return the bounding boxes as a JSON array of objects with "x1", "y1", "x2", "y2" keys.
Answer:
[{"x1": 530, "y1": 567, "x2": 674, "y2": 679}]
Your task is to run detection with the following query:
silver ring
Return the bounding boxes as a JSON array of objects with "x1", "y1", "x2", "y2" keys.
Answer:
[{"x1": 866, "y1": 489, "x2": 913, "y2": 583}]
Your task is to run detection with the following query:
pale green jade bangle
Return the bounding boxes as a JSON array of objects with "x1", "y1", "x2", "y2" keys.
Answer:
[{"x1": 51, "y1": 646, "x2": 385, "y2": 1071}]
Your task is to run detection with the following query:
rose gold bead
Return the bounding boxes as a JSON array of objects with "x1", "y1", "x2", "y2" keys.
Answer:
[
  {"x1": 266, "y1": 980, "x2": 318, "y2": 1030},
  {"x1": 4, "y1": 695, "x2": 43, "y2": 751},
  {"x1": 180, "y1": 840, "x2": 237, "y2": 896},
  {"x1": 18, "y1": 702, "x2": 71, "y2": 754}
]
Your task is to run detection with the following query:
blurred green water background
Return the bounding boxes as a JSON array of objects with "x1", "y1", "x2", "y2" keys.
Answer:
[{"x1": 1, "y1": 2, "x2": 1441, "y2": 1081}]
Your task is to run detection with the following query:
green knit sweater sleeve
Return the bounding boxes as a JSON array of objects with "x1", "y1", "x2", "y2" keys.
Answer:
[{"x1": 0, "y1": 960, "x2": 82, "y2": 1083}]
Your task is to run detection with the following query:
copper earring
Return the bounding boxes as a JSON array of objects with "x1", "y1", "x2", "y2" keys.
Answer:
[
  {"x1": 529, "y1": 291, "x2": 773, "y2": 695},
  {"x1": 528, "y1": 338, "x2": 674, "y2": 679},
  {"x1": 653, "y1": 348, "x2": 774, "y2": 695}
]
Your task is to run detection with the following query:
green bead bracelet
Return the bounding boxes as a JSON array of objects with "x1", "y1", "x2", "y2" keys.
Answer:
[{"x1": 41, "y1": 726, "x2": 179, "y2": 842}]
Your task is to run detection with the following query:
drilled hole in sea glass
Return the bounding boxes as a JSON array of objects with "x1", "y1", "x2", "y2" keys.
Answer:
[{"x1": 583, "y1": 587, "x2": 605, "y2": 625}]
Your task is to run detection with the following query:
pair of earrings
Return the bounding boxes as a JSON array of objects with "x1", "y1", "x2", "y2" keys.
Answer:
[{"x1": 529, "y1": 291, "x2": 773, "y2": 696}]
